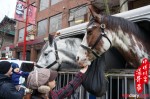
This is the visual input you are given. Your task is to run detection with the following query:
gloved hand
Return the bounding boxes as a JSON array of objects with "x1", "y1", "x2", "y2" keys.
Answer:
[
  {"x1": 25, "y1": 88, "x2": 33, "y2": 94},
  {"x1": 15, "y1": 85, "x2": 33, "y2": 94},
  {"x1": 38, "y1": 85, "x2": 51, "y2": 94}
]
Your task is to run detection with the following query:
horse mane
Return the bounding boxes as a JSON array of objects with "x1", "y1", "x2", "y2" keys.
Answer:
[
  {"x1": 105, "y1": 15, "x2": 149, "y2": 51},
  {"x1": 105, "y1": 15, "x2": 143, "y2": 38}
]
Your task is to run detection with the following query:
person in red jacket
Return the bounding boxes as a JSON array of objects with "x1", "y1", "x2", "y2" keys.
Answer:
[{"x1": 27, "y1": 66, "x2": 88, "y2": 99}]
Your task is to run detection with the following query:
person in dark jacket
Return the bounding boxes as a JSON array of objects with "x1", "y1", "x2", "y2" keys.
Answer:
[
  {"x1": 27, "y1": 67, "x2": 88, "y2": 99},
  {"x1": 0, "y1": 61, "x2": 25, "y2": 99}
]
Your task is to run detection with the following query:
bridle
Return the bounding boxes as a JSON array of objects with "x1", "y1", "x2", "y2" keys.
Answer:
[
  {"x1": 81, "y1": 19, "x2": 112, "y2": 58},
  {"x1": 36, "y1": 41, "x2": 61, "y2": 70}
]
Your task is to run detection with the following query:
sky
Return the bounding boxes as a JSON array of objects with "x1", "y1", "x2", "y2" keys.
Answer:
[{"x1": 0, "y1": 0, "x2": 17, "y2": 22}]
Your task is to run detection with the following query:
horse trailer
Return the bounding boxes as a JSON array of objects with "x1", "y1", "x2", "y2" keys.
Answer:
[{"x1": 53, "y1": 5, "x2": 150, "y2": 99}]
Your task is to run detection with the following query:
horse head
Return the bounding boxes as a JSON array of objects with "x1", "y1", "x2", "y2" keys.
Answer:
[
  {"x1": 37, "y1": 34, "x2": 60, "y2": 70},
  {"x1": 76, "y1": 8, "x2": 112, "y2": 67},
  {"x1": 76, "y1": 8, "x2": 150, "y2": 68},
  {"x1": 37, "y1": 34, "x2": 82, "y2": 70}
]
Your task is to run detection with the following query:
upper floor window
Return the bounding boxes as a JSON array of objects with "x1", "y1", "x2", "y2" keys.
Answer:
[
  {"x1": 40, "y1": 0, "x2": 49, "y2": 11},
  {"x1": 69, "y1": 5, "x2": 87, "y2": 26},
  {"x1": 51, "y1": 0, "x2": 62, "y2": 5},
  {"x1": 18, "y1": 28, "x2": 24, "y2": 41},
  {"x1": 37, "y1": 19, "x2": 48, "y2": 36},
  {"x1": 49, "y1": 13, "x2": 62, "y2": 33},
  {"x1": 18, "y1": 25, "x2": 33, "y2": 41}
]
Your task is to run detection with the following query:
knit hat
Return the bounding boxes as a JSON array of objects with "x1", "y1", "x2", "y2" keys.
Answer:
[
  {"x1": 11, "y1": 62, "x2": 19, "y2": 69},
  {"x1": 11, "y1": 62, "x2": 19, "y2": 72},
  {"x1": 27, "y1": 68, "x2": 58, "y2": 89},
  {"x1": 0, "y1": 61, "x2": 12, "y2": 74}
]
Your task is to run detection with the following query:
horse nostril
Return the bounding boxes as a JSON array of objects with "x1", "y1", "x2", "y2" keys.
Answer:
[{"x1": 76, "y1": 56, "x2": 79, "y2": 61}]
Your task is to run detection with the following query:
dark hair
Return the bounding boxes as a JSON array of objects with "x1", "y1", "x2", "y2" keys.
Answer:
[
  {"x1": 31, "y1": 89, "x2": 44, "y2": 99},
  {"x1": 31, "y1": 89, "x2": 52, "y2": 99}
]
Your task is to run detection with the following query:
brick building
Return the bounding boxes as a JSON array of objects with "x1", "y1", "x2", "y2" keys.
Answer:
[{"x1": 13, "y1": 0, "x2": 150, "y2": 61}]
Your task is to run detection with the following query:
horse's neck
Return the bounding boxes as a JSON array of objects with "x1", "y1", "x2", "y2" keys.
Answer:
[
  {"x1": 110, "y1": 29, "x2": 149, "y2": 67},
  {"x1": 56, "y1": 39, "x2": 80, "y2": 63}
]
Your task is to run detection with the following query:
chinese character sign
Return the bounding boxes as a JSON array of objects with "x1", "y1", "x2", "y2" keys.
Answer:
[
  {"x1": 14, "y1": 1, "x2": 26, "y2": 21},
  {"x1": 134, "y1": 58, "x2": 149, "y2": 93}
]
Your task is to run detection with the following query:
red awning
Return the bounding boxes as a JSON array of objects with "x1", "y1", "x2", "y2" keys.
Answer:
[{"x1": 18, "y1": 37, "x2": 44, "y2": 47}]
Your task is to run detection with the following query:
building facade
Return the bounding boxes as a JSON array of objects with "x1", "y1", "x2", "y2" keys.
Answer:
[
  {"x1": 13, "y1": 0, "x2": 150, "y2": 61},
  {"x1": 0, "y1": 16, "x2": 16, "y2": 59}
]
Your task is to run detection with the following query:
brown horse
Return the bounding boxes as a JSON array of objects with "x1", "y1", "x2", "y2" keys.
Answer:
[{"x1": 76, "y1": 8, "x2": 150, "y2": 68}]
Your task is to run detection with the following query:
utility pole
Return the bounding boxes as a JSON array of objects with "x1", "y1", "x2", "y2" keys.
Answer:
[{"x1": 23, "y1": 0, "x2": 30, "y2": 60}]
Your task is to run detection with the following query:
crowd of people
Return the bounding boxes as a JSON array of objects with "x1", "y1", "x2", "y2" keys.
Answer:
[{"x1": 0, "y1": 61, "x2": 88, "y2": 99}]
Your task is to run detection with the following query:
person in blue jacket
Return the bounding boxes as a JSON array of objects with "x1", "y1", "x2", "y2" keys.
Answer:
[
  {"x1": 0, "y1": 61, "x2": 25, "y2": 99},
  {"x1": 11, "y1": 62, "x2": 29, "y2": 87}
]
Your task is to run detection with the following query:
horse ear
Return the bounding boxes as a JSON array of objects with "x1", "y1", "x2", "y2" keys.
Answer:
[
  {"x1": 48, "y1": 34, "x2": 54, "y2": 45},
  {"x1": 89, "y1": 6, "x2": 101, "y2": 23},
  {"x1": 89, "y1": 7, "x2": 96, "y2": 19}
]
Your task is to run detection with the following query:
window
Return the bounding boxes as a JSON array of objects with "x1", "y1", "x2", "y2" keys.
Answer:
[
  {"x1": 37, "y1": 19, "x2": 48, "y2": 36},
  {"x1": 18, "y1": 25, "x2": 33, "y2": 41},
  {"x1": 69, "y1": 5, "x2": 87, "y2": 26},
  {"x1": 51, "y1": 0, "x2": 62, "y2": 5},
  {"x1": 27, "y1": 25, "x2": 33, "y2": 31},
  {"x1": 49, "y1": 14, "x2": 62, "y2": 33},
  {"x1": 40, "y1": 0, "x2": 49, "y2": 11},
  {"x1": 18, "y1": 28, "x2": 24, "y2": 41}
]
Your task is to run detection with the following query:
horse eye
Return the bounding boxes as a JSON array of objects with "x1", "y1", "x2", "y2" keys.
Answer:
[{"x1": 87, "y1": 30, "x2": 92, "y2": 35}]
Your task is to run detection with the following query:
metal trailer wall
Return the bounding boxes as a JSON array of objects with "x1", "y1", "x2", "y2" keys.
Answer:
[{"x1": 55, "y1": 70, "x2": 150, "y2": 99}]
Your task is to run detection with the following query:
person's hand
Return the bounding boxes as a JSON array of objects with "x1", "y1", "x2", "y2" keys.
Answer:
[
  {"x1": 15, "y1": 85, "x2": 26, "y2": 91},
  {"x1": 80, "y1": 66, "x2": 88, "y2": 73},
  {"x1": 15, "y1": 85, "x2": 21, "y2": 91},
  {"x1": 25, "y1": 88, "x2": 33, "y2": 94}
]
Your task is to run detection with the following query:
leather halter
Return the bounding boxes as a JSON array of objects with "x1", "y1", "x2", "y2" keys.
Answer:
[
  {"x1": 81, "y1": 23, "x2": 112, "y2": 58},
  {"x1": 36, "y1": 41, "x2": 61, "y2": 70}
]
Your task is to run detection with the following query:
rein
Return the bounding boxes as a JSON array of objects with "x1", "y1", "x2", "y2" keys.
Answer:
[{"x1": 81, "y1": 21, "x2": 112, "y2": 58}]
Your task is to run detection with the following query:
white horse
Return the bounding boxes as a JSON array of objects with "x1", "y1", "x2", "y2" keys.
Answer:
[{"x1": 37, "y1": 35, "x2": 82, "y2": 70}]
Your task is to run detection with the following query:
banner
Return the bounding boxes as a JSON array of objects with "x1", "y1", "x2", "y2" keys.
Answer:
[
  {"x1": 14, "y1": 1, "x2": 26, "y2": 21},
  {"x1": 134, "y1": 58, "x2": 149, "y2": 94},
  {"x1": 28, "y1": 5, "x2": 37, "y2": 25},
  {"x1": 14, "y1": 1, "x2": 37, "y2": 25}
]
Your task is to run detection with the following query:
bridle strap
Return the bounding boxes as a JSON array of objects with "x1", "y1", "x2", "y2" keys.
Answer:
[
  {"x1": 81, "y1": 24, "x2": 112, "y2": 58},
  {"x1": 91, "y1": 27, "x2": 112, "y2": 49},
  {"x1": 80, "y1": 44, "x2": 100, "y2": 58},
  {"x1": 46, "y1": 41, "x2": 61, "y2": 70}
]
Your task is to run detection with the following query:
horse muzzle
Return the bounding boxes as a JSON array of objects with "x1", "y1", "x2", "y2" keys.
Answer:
[{"x1": 76, "y1": 56, "x2": 91, "y2": 68}]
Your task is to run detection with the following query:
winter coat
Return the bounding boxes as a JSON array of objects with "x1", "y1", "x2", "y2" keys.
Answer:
[{"x1": 0, "y1": 74, "x2": 25, "y2": 99}]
